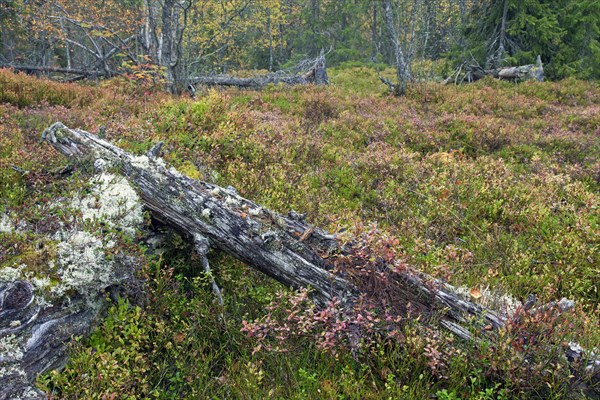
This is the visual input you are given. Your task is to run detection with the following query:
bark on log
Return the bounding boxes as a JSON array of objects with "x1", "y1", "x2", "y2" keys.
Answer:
[
  {"x1": 41, "y1": 123, "x2": 349, "y2": 307},
  {"x1": 38, "y1": 123, "x2": 503, "y2": 333},
  {"x1": 0, "y1": 282, "x2": 101, "y2": 399},
  {"x1": 191, "y1": 74, "x2": 311, "y2": 88},
  {"x1": 190, "y1": 54, "x2": 328, "y2": 89},
  {"x1": 1, "y1": 123, "x2": 597, "y2": 397}
]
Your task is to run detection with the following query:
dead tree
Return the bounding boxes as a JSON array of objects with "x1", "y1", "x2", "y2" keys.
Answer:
[
  {"x1": 39, "y1": 123, "x2": 509, "y2": 329},
  {"x1": 1, "y1": 65, "x2": 112, "y2": 80},
  {"x1": 0, "y1": 123, "x2": 597, "y2": 398},
  {"x1": 189, "y1": 52, "x2": 329, "y2": 90},
  {"x1": 444, "y1": 55, "x2": 544, "y2": 84},
  {"x1": 381, "y1": 0, "x2": 412, "y2": 95}
]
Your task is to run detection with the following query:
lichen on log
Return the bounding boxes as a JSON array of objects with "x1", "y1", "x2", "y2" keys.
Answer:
[{"x1": 0, "y1": 159, "x2": 147, "y2": 399}]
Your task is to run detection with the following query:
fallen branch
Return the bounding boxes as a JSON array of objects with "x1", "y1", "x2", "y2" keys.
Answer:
[{"x1": 1, "y1": 65, "x2": 112, "y2": 78}]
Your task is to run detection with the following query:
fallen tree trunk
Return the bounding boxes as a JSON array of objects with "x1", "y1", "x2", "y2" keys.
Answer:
[
  {"x1": 190, "y1": 53, "x2": 328, "y2": 90},
  {"x1": 1, "y1": 123, "x2": 597, "y2": 397},
  {"x1": 444, "y1": 55, "x2": 544, "y2": 84},
  {"x1": 191, "y1": 73, "x2": 314, "y2": 88},
  {"x1": 1, "y1": 65, "x2": 112, "y2": 79},
  {"x1": 39, "y1": 123, "x2": 503, "y2": 332}
]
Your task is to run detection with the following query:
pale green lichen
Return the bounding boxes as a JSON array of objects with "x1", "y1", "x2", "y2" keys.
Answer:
[
  {"x1": 0, "y1": 214, "x2": 14, "y2": 233},
  {"x1": 30, "y1": 276, "x2": 51, "y2": 290},
  {"x1": 0, "y1": 334, "x2": 24, "y2": 362},
  {"x1": 71, "y1": 172, "x2": 143, "y2": 238},
  {"x1": 0, "y1": 263, "x2": 53, "y2": 305},
  {"x1": 130, "y1": 155, "x2": 166, "y2": 170},
  {"x1": 168, "y1": 167, "x2": 183, "y2": 178},
  {"x1": 20, "y1": 388, "x2": 44, "y2": 399},
  {"x1": 0, "y1": 264, "x2": 26, "y2": 282},
  {"x1": 248, "y1": 207, "x2": 262, "y2": 217},
  {"x1": 201, "y1": 208, "x2": 212, "y2": 220},
  {"x1": 224, "y1": 195, "x2": 241, "y2": 208},
  {"x1": 454, "y1": 285, "x2": 522, "y2": 316},
  {"x1": 0, "y1": 166, "x2": 146, "y2": 310},
  {"x1": 2, "y1": 169, "x2": 147, "y2": 303},
  {"x1": 50, "y1": 230, "x2": 113, "y2": 300},
  {"x1": 0, "y1": 363, "x2": 26, "y2": 377}
]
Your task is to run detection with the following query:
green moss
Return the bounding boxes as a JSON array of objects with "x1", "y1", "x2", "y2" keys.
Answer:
[
  {"x1": 0, "y1": 232, "x2": 59, "y2": 284},
  {"x1": 0, "y1": 171, "x2": 27, "y2": 210}
]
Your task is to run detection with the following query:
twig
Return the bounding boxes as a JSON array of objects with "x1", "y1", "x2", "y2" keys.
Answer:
[{"x1": 194, "y1": 234, "x2": 224, "y2": 308}]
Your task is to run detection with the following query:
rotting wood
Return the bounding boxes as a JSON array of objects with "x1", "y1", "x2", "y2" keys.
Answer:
[
  {"x1": 1, "y1": 65, "x2": 112, "y2": 79},
  {"x1": 39, "y1": 123, "x2": 600, "y2": 393},
  {"x1": 41, "y1": 123, "x2": 349, "y2": 308},
  {"x1": 0, "y1": 280, "x2": 112, "y2": 400},
  {"x1": 39, "y1": 122, "x2": 506, "y2": 333}
]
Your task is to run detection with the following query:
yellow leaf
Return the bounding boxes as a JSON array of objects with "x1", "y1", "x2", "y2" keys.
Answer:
[{"x1": 469, "y1": 287, "x2": 482, "y2": 299}]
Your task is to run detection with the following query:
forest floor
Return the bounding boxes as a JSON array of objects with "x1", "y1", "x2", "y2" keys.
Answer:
[{"x1": 0, "y1": 67, "x2": 599, "y2": 399}]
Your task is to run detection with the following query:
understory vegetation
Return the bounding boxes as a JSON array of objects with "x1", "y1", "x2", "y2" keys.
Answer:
[{"x1": 0, "y1": 67, "x2": 599, "y2": 398}]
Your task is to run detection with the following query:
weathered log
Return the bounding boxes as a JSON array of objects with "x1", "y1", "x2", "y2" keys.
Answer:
[
  {"x1": 444, "y1": 55, "x2": 544, "y2": 84},
  {"x1": 190, "y1": 53, "x2": 328, "y2": 89},
  {"x1": 0, "y1": 280, "x2": 102, "y2": 399},
  {"x1": 492, "y1": 56, "x2": 544, "y2": 82},
  {"x1": 38, "y1": 123, "x2": 504, "y2": 332},
  {"x1": 1, "y1": 123, "x2": 597, "y2": 397},
  {"x1": 41, "y1": 123, "x2": 350, "y2": 307},
  {"x1": 1, "y1": 65, "x2": 112, "y2": 78},
  {"x1": 190, "y1": 73, "x2": 310, "y2": 88}
]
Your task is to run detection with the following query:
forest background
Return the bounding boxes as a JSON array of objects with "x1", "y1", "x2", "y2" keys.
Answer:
[{"x1": 1, "y1": 0, "x2": 599, "y2": 92}]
